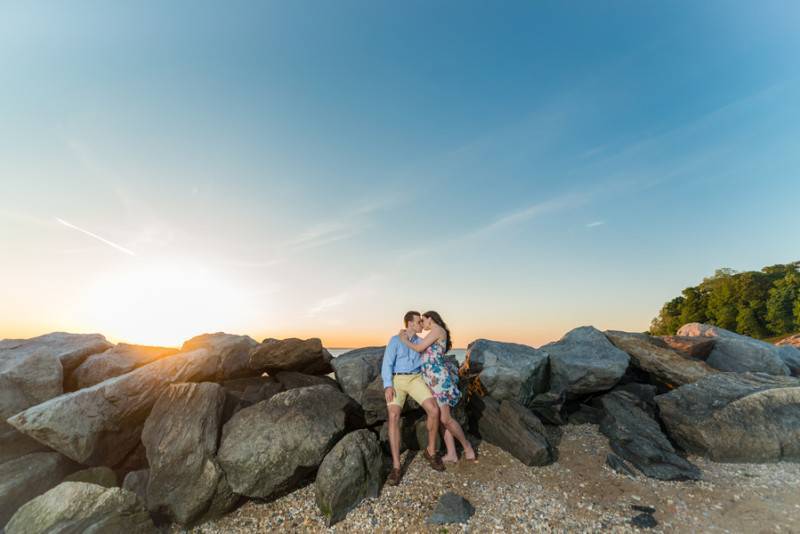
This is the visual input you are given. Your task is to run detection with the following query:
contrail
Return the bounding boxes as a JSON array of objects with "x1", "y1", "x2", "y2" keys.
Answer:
[{"x1": 55, "y1": 217, "x2": 136, "y2": 256}]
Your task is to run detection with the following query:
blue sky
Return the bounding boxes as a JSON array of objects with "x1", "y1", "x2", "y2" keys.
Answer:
[{"x1": 1, "y1": 1, "x2": 799, "y2": 347}]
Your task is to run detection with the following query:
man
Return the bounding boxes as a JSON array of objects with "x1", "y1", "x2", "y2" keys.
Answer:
[{"x1": 381, "y1": 310, "x2": 445, "y2": 485}]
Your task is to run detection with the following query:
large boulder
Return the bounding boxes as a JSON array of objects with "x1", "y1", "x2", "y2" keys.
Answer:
[
  {"x1": 217, "y1": 385, "x2": 363, "y2": 499},
  {"x1": 0, "y1": 452, "x2": 80, "y2": 528},
  {"x1": 468, "y1": 395, "x2": 554, "y2": 466},
  {"x1": 122, "y1": 469, "x2": 149, "y2": 504},
  {"x1": 181, "y1": 333, "x2": 259, "y2": 380},
  {"x1": 315, "y1": 429, "x2": 382, "y2": 526},
  {"x1": 605, "y1": 332, "x2": 717, "y2": 386},
  {"x1": 331, "y1": 347, "x2": 391, "y2": 424},
  {"x1": 273, "y1": 371, "x2": 339, "y2": 391},
  {"x1": 655, "y1": 372, "x2": 800, "y2": 462},
  {"x1": 141, "y1": 382, "x2": 236, "y2": 525},
  {"x1": 658, "y1": 336, "x2": 715, "y2": 359},
  {"x1": 8, "y1": 337, "x2": 259, "y2": 466},
  {"x1": 4, "y1": 482, "x2": 155, "y2": 534},
  {"x1": 598, "y1": 390, "x2": 701, "y2": 481},
  {"x1": 460, "y1": 339, "x2": 549, "y2": 406},
  {"x1": 777, "y1": 345, "x2": 800, "y2": 376},
  {"x1": 249, "y1": 338, "x2": 333, "y2": 375},
  {"x1": 63, "y1": 466, "x2": 118, "y2": 488},
  {"x1": 676, "y1": 323, "x2": 790, "y2": 375},
  {"x1": 543, "y1": 326, "x2": 629, "y2": 396},
  {"x1": 69, "y1": 343, "x2": 178, "y2": 390},
  {"x1": 1, "y1": 333, "x2": 111, "y2": 464}
]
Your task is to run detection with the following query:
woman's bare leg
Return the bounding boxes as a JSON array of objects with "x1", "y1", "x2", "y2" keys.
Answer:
[
  {"x1": 442, "y1": 427, "x2": 457, "y2": 463},
  {"x1": 439, "y1": 405, "x2": 475, "y2": 460}
]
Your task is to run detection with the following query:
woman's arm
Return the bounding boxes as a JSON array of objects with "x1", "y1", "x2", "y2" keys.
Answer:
[{"x1": 399, "y1": 327, "x2": 442, "y2": 352}]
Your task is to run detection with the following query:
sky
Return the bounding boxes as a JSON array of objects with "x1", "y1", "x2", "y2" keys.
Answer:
[{"x1": 1, "y1": 1, "x2": 799, "y2": 348}]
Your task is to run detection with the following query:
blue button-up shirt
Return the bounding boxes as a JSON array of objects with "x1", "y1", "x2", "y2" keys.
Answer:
[{"x1": 381, "y1": 334, "x2": 422, "y2": 388}]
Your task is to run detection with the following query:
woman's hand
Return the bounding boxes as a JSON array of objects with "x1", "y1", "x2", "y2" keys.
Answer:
[{"x1": 398, "y1": 329, "x2": 409, "y2": 339}]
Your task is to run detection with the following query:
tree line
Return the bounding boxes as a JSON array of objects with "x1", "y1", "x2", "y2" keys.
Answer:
[{"x1": 650, "y1": 261, "x2": 800, "y2": 339}]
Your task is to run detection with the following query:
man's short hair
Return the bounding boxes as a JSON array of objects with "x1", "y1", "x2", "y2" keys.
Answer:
[{"x1": 403, "y1": 310, "x2": 420, "y2": 326}]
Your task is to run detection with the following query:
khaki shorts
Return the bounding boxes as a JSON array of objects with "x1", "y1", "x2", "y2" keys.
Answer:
[{"x1": 388, "y1": 373, "x2": 433, "y2": 408}]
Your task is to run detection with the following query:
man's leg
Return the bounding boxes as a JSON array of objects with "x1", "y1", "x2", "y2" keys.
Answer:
[
  {"x1": 420, "y1": 398, "x2": 440, "y2": 458},
  {"x1": 387, "y1": 404, "x2": 402, "y2": 470}
]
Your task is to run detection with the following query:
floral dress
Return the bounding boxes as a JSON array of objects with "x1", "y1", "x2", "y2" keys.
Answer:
[{"x1": 420, "y1": 337, "x2": 461, "y2": 407}]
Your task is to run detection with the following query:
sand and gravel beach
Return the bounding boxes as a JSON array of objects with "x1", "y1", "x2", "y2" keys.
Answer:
[{"x1": 183, "y1": 424, "x2": 800, "y2": 533}]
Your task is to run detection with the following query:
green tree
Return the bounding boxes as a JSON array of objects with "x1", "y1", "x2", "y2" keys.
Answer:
[
  {"x1": 766, "y1": 271, "x2": 800, "y2": 335},
  {"x1": 650, "y1": 296, "x2": 684, "y2": 335}
]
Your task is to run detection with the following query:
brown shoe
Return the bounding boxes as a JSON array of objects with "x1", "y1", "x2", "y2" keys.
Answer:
[
  {"x1": 387, "y1": 468, "x2": 402, "y2": 486},
  {"x1": 423, "y1": 449, "x2": 445, "y2": 472}
]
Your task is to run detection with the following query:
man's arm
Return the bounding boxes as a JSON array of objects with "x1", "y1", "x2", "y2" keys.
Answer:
[{"x1": 381, "y1": 338, "x2": 397, "y2": 389}]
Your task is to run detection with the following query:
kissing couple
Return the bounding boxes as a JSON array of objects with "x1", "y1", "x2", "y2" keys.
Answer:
[{"x1": 381, "y1": 310, "x2": 476, "y2": 486}]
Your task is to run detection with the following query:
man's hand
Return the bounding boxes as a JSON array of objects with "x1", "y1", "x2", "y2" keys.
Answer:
[{"x1": 384, "y1": 387, "x2": 395, "y2": 404}]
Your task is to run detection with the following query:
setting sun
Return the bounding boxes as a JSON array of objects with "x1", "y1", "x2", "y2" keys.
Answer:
[{"x1": 76, "y1": 259, "x2": 259, "y2": 347}]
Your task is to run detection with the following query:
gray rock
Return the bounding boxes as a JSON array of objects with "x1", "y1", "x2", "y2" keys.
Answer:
[
  {"x1": 378, "y1": 411, "x2": 441, "y2": 453},
  {"x1": 63, "y1": 466, "x2": 117, "y2": 488},
  {"x1": 249, "y1": 338, "x2": 333, "y2": 375},
  {"x1": 274, "y1": 371, "x2": 339, "y2": 391},
  {"x1": 655, "y1": 372, "x2": 800, "y2": 462},
  {"x1": 122, "y1": 469, "x2": 149, "y2": 504},
  {"x1": 217, "y1": 385, "x2": 363, "y2": 499},
  {"x1": 460, "y1": 339, "x2": 549, "y2": 406},
  {"x1": 676, "y1": 323, "x2": 790, "y2": 375},
  {"x1": 427, "y1": 492, "x2": 475, "y2": 524},
  {"x1": 777, "y1": 345, "x2": 800, "y2": 376},
  {"x1": 543, "y1": 326, "x2": 629, "y2": 396},
  {"x1": 141, "y1": 382, "x2": 232, "y2": 525},
  {"x1": 315, "y1": 429, "x2": 383, "y2": 526},
  {"x1": 605, "y1": 332, "x2": 716, "y2": 386},
  {"x1": 605, "y1": 452, "x2": 637, "y2": 477},
  {"x1": 181, "y1": 333, "x2": 259, "y2": 380},
  {"x1": 0, "y1": 333, "x2": 109, "y2": 464},
  {"x1": 658, "y1": 335, "x2": 715, "y2": 359},
  {"x1": 331, "y1": 347, "x2": 394, "y2": 425},
  {"x1": 4, "y1": 482, "x2": 155, "y2": 534},
  {"x1": 0, "y1": 452, "x2": 80, "y2": 528},
  {"x1": 528, "y1": 391, "x2": 567, "y2": 425},
  {"x1": 8, "y1": 336, "x2": 259, "y2": 466},
  {"x1": 69, "y1": 343, "x2": 178, "y2": 390},
  {"x1": 598, "y1": 390, "x2": 701, "y2": 481},
  {"x1": 468, "y1": 395, "x2": 553, "y2": 466}
]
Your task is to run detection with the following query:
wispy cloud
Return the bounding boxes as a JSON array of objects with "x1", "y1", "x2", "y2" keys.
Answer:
[
  {"x1": 306, "y1": 293, "x2": 350, "y2": 318},
  {"x1": 55, "y1": 217, "x2": 136, "y2": 256},
  {"x1": 586, "y1": 220, "x2": 605, "y2": 228}
]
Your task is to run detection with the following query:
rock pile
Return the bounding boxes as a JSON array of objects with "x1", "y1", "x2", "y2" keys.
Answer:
[{"x1": 1, "y1": 322, "x2": 798, "y2": 531}]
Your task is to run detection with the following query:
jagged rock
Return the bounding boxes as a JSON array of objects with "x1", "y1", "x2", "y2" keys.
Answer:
[
  {"x1": 568, "y1": 403, "x2": 604, "y2": 425},
  {"x1": 605, "y1": 452, "x2": 637, "y2": 477},
  {"x1": 4, "y1": 482, "x2": 154, "y2": 534},
  {"x1": 113, "y1": 441, "x2": 148, "y2": 474},
  {"x1": 1, "y1": 333, "x2": 110, "y2": 464},
  {"x1": 658, "y1": 336, "x2": 715, "y2": 359},
  {"x1": 655, "y1": 372, "x2": 800, "y2": 462},
  {"x1": 69, "y1": 343, "x2": 178, "y2": 390},
  {"x1": 217, "y1": 385, "x2": 364, "y2": 499},
  {"x1": 274, "y1": 371, "x2": 339, "y2": 391},
  {"x1": 141, "y1": 382, "x2": 233, "y2": 525},
  {"x1": 427, "y1": 492, "x2": 475, "y2": 524},
  {"x1": 63, "y1": 466, "x2": 117, "y2": 488},
  {"x1": 0, "y1": 452, "x2": 80, "y2": 527},
  {"x1": 181, "y1": 333, "x2": 259, "y2": 380},
  {"x1": 460, "y1": 339, "x2": 549, "y2": 406},
  {"x1": 598, "y1": 390, "x2": 701, "y2": 481},
  {"x1": 606, "y1": 332, "x2": 716, "y2": 386},
  {"x1": 122, "y1": 469, "x2": 149, "y2": 504},
  {"x1": 528, "y1": 391, "x2": 567, "y2": 425},
  {"x1": 776, "y1": 333, "x2": 800, "y2": 349},
  {"x1": 543, "y1": 326, "x2": 629, "y2": 396},
  {"x1": 468, "y1": 396, "x2": 553, "y2": 466},
  {"x1": 777, "y1": 345, "x2": 800, "y2": 376},
  {"x1": 249, "y1": 338, "x2": 333, "y2": 375},
  {"x1": 676, "y1": 323, "x2": 790, "y2": 375},
  {"x1": 315, "y1": 430, "x2": 383, "y2": 526},
  {"x1": 331, "y1": 347, "x2": 400, "y2": 425},
  {"x1": 8, "y1": 336, "x2": 260, "y2": 466}
]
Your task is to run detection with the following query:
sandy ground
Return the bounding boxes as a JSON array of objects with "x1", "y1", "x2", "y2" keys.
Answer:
[{"x1": 180, "y1": 424, "x2": 800, "y2": 533}]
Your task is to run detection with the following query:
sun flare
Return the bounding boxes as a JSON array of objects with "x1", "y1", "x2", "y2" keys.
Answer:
[{"x1": 78, "y1": 259, "x2": 258, "y2": 347}]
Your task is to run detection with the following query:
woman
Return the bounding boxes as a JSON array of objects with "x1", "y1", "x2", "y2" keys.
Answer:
[{"x1": 399, "y1": 311, "x2": 476, "y2": 463}]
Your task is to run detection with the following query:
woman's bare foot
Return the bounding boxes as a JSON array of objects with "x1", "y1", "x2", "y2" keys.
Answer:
[
  {"x1": 464, "y1": 445, "x2": 477, "y2": 462},
  {"x1": 441, "y1": 453, "x2": 459, "y2": 464}
]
